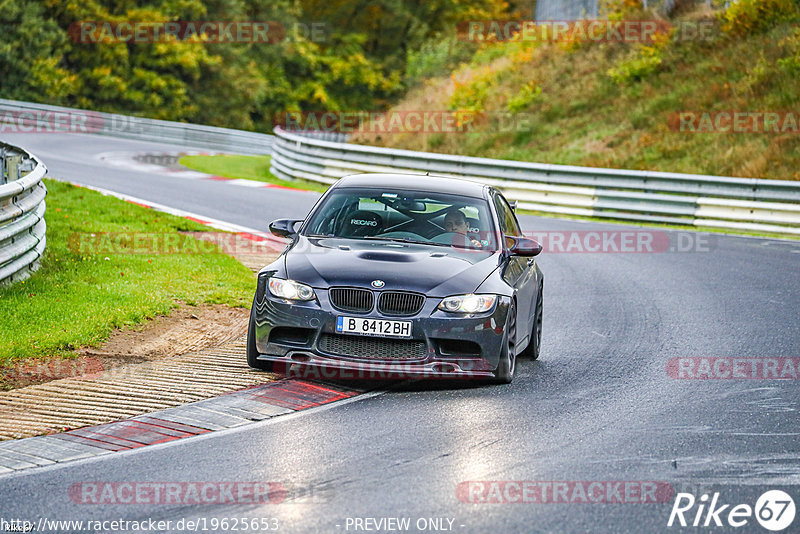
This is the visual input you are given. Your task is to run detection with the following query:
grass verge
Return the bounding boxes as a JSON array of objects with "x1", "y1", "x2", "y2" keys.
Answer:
[
  {"x1": 179, "y1": 154, "x2": 329, "y2": 193},
  {"x1": 354, "y1": 9, "x2": 800, "y2": 181},
  {"x1": 0, "y1": 179, "x2": 255, "y2": 365}
]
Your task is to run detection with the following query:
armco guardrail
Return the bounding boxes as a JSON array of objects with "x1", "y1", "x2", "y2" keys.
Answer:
[
  {"x1": 0, "y1": 99, "x2": 274, "y2": 155},
  {"x1": 0, "y1": 142, "x2": 47, "y2": 284},
  {"x1": 270, "y1": 127, "x2": 800, "y2": 235}
]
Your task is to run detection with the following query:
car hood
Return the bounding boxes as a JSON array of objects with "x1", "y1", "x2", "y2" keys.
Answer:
[{"x1": 284, "y1": 236, "x2": 499, "y2": 297}]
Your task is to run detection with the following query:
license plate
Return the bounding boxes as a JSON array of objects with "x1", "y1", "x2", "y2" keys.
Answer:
[{"x1": 336, "y1": 316, "x2": 412, "y2": 338}]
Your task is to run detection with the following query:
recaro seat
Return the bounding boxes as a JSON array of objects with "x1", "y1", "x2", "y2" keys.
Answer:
[{"x1": 340, "y1": 210, "x2": 383, "y2": 237}]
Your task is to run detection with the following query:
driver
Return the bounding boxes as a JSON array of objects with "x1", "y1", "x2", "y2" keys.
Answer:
[{"x1": 443, "y1": 209, "x2": 483, "y2": 249}]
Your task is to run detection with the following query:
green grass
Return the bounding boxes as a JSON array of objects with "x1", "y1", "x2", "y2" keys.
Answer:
[
  {"x1": 179, "y1": 154, "x2": 329, "y2": 193},
  {"x1": 0, "y1": 179, "x2": 255, "y2": 365}
]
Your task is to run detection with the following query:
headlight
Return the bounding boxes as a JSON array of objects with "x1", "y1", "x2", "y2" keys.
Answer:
[
  {"x1": 268, "y1": 277, "x2": 316, "y2": 301},
  {"x1": 438, "y1": 294, "x2": 497, "y2": 313}
]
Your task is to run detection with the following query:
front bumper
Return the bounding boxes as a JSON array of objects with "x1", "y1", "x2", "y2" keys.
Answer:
[{"x1": 252, "y1": 289, "x2": 511, "y2": 380}]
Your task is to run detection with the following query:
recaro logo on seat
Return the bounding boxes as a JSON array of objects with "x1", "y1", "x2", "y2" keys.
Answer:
[{"x1": 350, "y1": 219, "x2": 377, "y2": 226}]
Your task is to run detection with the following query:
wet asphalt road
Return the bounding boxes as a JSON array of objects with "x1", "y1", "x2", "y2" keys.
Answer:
[{"x1": 1, "y1": 133, "x2": 799, "y2": 533}]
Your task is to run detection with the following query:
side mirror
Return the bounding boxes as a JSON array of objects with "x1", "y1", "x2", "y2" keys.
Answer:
[
  {"x1": 506, "y1": 235, "x2": 542, "y2": 256},
  {"x1": 508, "y1": 200, "x2": 518, "y2": 212},
  {"x1": 269, "y1": 219, "x2": 303, "y2": 239}
]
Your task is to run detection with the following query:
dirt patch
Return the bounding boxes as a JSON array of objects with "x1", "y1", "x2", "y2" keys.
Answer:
[
  {"x1": 1, "y1": 303, "x2": 249, "y2": 390},
  {"x1": 81, "y1": 302, "x2": 249, "y2": 359}
]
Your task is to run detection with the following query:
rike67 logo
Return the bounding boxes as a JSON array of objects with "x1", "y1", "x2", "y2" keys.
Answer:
[{"x1": 668, "y1": 490, "x2": 795, "y2": 531}]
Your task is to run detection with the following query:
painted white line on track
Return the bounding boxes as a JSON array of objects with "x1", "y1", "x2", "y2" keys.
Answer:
[
  {"x1": 67, "y1": 181, "x2": 287, "y2": 250},
  {"x1": 229, "y1": 179, "x2": 272, "y2": 188}
]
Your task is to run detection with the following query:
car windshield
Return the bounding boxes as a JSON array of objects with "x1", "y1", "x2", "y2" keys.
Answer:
[{"x1": 303, "y1": 187, "x2": 498, "y2": 251}]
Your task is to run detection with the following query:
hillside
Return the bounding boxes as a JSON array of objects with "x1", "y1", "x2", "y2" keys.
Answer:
[{"x1": 351, "y1": 0, "x2": 800, "y2": 180}]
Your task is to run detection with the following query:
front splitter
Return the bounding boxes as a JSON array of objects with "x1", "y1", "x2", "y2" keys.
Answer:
[{"x1": 258, "y1": 352, "x2": 496, "y2": 380}]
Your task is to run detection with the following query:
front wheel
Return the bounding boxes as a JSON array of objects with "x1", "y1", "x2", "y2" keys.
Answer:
[
  {"x1": 246, "y1": 306, "x2": 274, "y2": 372},
  {"x1": 492, "y1": 301, "x2": 517, "y2": 384}
]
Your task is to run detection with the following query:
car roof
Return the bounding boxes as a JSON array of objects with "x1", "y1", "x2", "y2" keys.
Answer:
[{"x1": 332, "y1": 173, "x2": 490, "y2": 199}]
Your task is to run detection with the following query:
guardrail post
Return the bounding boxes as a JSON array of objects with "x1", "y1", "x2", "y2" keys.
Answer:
[
  {"x1": 19, "y1": 159, "x2": 35, "y2": 175},
  {"x1": 6, "y1": 155, "x2": 21, "y2": 182},
  {"x1": 0, "y1": 148, "x2": 5, "y2": 185}
]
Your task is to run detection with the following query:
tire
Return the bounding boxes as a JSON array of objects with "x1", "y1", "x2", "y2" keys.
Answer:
[
  {"x1": 492, "y1": 300, "x2": 517, "y2": 384},
  {"x1": 520, "y1": 284, "x2": 543, "y2": 361},
  {"x1": 246, "y1": 305, "x2": 274, "y2": 372}
]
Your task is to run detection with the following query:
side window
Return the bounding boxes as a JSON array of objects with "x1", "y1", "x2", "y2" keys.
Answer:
[{"x1": 494, "y1": 195, "x2": 521, "y2": 238}]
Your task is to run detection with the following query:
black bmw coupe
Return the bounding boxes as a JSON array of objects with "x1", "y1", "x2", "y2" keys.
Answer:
[{"x1": 247, "y1": 173, "x2": 543, "y2": 383}]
